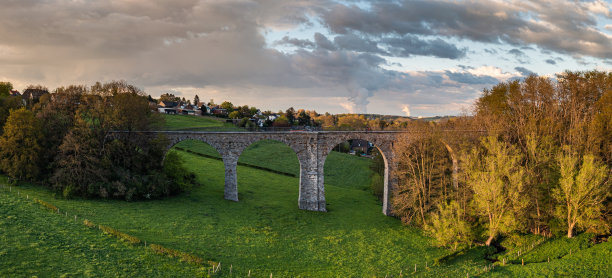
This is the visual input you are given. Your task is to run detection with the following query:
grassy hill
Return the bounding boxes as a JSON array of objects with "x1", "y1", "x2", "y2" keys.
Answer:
[
  {"x1": 160, "y1": 114, "x2": 243, "y2": 131},
  {"x1": 2, "y1": 114, "x2": 610, "y2": 277},
  {"x1": 0, "y1": 185, "x2": 209, "y2": 277}
]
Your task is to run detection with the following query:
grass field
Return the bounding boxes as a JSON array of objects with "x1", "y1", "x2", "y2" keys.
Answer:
[
  {"x1": 2, "y1": 114, "x2": 610, "y2": 277},
  {"x1": 160, "y1": 114, "x2": 243, "y2": 131},
  {"x1": 0, "y1": 186, "x2": 209, "y2": 277}
]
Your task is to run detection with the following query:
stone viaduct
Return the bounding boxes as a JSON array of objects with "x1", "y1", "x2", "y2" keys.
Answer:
[{"x1": 111, "y1": 131, "x2": 406, "y2": 215}]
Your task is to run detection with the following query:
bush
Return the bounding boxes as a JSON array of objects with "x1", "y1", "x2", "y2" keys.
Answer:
[
  {"x1": 149, "y1": 244, "x2": 205, "y2": 266},
  {"x1": 163, "y1": 150, "x2": 198, "y2": 193},
  {"x1": 370, "y1": 173, "x2": 384, "y2": 200},
  {"x1": 425, "y1": 201, "x2": 474, "y2": 250}
]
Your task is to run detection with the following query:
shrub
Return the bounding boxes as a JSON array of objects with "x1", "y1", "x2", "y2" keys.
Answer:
[
  {"x1": 164, "y1": 150, "x2": 197, "y2": 193},
  {"x1": 98, "y1": 224, "x2": 141, "y2": 245},
  {"x1": 149, "y1": 244, "x2": 205, "y2": 266},
  {"x1": 35, "y1": 199, "x2": 59, "y2": 212},
  {"x1": 425, "y1": 201, "x2": 474, "y2": 250},
  {"x1": 370, "y1": 173, "x2": 384, "y2": 200}
]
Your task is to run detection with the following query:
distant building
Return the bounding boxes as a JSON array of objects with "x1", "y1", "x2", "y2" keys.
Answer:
[
  {"x1": 210, "y1": 107, "x2": 228, "y2": 116},
  {"x1": 9, "y1": 90, "x2": 20, "y2": 97},
  {"x1": 22, "y1": 88, "x2": 49, "y2": 105},
  {"x1": 180, "y1": 104, "x2": 197, "y2": 115},
  {"x1": 158, "y1": 101, "x2": 179, "y2": 114},
  {"x1": 350, "y1": 139, "x2": 372, "y2": 154}
]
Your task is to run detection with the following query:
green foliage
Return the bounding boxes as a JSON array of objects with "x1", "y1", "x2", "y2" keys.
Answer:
[
  {"x1": 0, "y1": 81, "x2": 12, "y2": 97},
  {"x1": 463, "y1": 136, "x2": 526, "y2": 245},
  {"x1": 0, "y1": 107, "x2": 43, "y2": 180},
  {"x1": 370, "y1": 172, "x2": 384, "y2": 199},
  {"x1": 163, "y1": 150, "x2": 197, "y2": 193},
  {"x1": 273, "y1": 115, "x2": 290, "y2": 127},
  {"x1": 554, "y1": 149, "x2": 609, "y2": 237},
  {"x1": 426, "y1": 201, "x2": 474, "y2": 250},
  {"x1": 228, "y1": 110, "x2": 240, "y2": 119},
  {"x1": 220, "y1": 101, "x2": 234, "y2": 112},
  {"x1": 0, "y1": 94, "x2": 23, "y2": 134}
]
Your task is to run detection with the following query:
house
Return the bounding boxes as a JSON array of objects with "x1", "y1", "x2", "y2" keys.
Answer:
[
  {"x1": 350, "y1": 139, "x2": 372, "y2": 154},
  {"x1": 158, "y1": 101, "x2": 179, "y2": 114},
  {"x1": 9, "y1": 90, "x2": 20, "y2": 97},
  {"x1": 210, "y1": 106, "x2": 228, "y2": 116},
  {"x1": 22, "y1": 88, "x2": 49, "y2": 105},
  {"x1": 179, "y1": 104, "x2": 197, "y2": 115}
]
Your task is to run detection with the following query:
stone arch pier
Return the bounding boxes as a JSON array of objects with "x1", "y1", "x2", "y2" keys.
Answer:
[{"x1": 109, "y1": 131, "x2": 405, "y2": 215}]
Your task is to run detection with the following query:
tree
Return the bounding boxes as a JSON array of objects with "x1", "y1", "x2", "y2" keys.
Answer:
[
  {"x1": 0, "y1": 107, "x2": 43, "y2": 180},
  {"x1": 228, "y1": 111, "x2": 240, "y2": 119},
  {"x1": 285, "y1": 107, "x2": 296, "y2": 125},
  {"x1": 159, "y1": 93, "x2": 180, "y2": 103},
  {"x1": 554, "y1": 149, "x2": 609, "y2": 238},
  {"x1": 426, "y1": 201, "x2": 474, "y2": 250},
  {"x1": 194, "y1": 94, "x2": 200, "y2": 106},
  {"x1": 0, "y1": 82, "x2": 12, "y2": 97},
  {"x1": 273, "y1": 115, "x2": 290, "y2": 127},
  {"x1": 462, "y1": 136, "x2": 526, "y2": 246},
  {"x1": 34, "y1": 85, "x2": 85, "y2": 177},
  {"x1": 52, "y1": 118, "x2": 107, "y2": 197},
  {"x1": 0, "y1": 93, "x2": 23, "y2": 134},
  {"x1": 392, "y1": 131, "x2": 453, "y2": 226},
  {"x1": 337, "y1": 114, "x2": 367, "y2": 130},
  {"x1": 297, "y1": 109, "x2": 311, "y2": 126},
  {"x1": 221, "y1": 101, "x2": 234, "y2": 112}
]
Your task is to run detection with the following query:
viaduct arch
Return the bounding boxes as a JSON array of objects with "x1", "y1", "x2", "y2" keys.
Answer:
[{"x1": 110, "y1": 131, "x2": 404, "y2": 215}]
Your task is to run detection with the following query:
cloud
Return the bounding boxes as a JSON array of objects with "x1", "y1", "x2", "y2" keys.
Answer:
[
  {"x1": 276, "y1": 36, "x2": 315, "y2": 48},
  {"x1": 508, "y1": 48, "x2": 529, "y2": 64},
  {"x1": 515, "y1": 66, "x2": 534, "y2": 76},
  {"x1": 334, "y1": 34, "x2": 388, "y2": 55},
  {"x1": 401, "y1": 104, "x2": 411, "y2": 116},
  {"x1": 381, "y1": 36, "x2": 466, "y2": 59},
  {"x1": 314, "y1": 32, "x2": 336, "y2": 51},
  {"x1": 0, "y1": 0, "x2": 609, "y2": 117},
  {"x1": 444, "y1": 71, "x2": 500, "y2": 84},
  {"x1": 545, "y1": 59, "x2": 556, "y2": 65},
  {"x1": 319, "y1": 0, "x2": 612, "y2": 58}
]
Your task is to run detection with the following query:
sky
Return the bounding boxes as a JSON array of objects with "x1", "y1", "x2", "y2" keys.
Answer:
[{"x1": 0, "y1": 0, "x2": 611, "y2": 117}]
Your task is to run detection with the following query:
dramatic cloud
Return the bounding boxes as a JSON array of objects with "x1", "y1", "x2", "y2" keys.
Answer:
[
  {"x1": 0, "y1": 0, "x2": 609, "y2": 116},
  {"x1": 320, "y1": 0, "x2": 612, "y2": 58}
]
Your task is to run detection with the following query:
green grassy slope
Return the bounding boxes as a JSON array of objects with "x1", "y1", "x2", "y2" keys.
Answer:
[
  {"x1": 2, "y1": 114, "x2": 609, "y2": 277},
  {"x1": 486, "y1": 237, "x2": 611, "y2": 277},
  {"x1": 161, "y1": 114, "x2": 243, "y2": 131},
  {"x1": 0, "y1": 188, "x2": 208, "y2": 277},
  {"x1": 6, "y1": 150, "x2": 482, "y2": 277}
]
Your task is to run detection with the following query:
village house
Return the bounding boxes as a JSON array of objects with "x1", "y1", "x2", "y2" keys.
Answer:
[
  {"x1": 158, "y1": 101, "x2": 179, "y2": 114},
  {"x1": 21, "y1": 88, "x2": 49, "y2": 106}
]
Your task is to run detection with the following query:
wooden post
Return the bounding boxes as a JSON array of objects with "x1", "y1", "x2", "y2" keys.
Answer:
[{"x1": 522, "y1": 259, "x2": 524, "y2": 265}]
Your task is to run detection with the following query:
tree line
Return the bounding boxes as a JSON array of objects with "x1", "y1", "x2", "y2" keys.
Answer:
[
  {"x1": 390, "y1": 70, "x2": 610, "y2": 249},
  {"x1": 0, "y1": 81, "x2": 196, "y2": 200}
]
